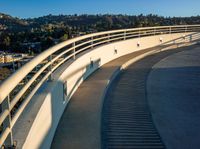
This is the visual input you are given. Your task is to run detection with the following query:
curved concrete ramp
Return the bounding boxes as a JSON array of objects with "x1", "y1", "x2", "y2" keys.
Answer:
[
  {"x1": 102, "y1": 45, "x2": 200, "y2": 149},
  {"x1": 101, "y1": 47, "x2": 191, "y2": 149},
  {"x1": 51, "y1": 48, "x2": 154, "y2": 149},
  {"x1": 51, "y1": 44, "x2": 199, "y2": 149},
  {"x1": 147, "y1": 47, "x2": 200, "y2": 149}
]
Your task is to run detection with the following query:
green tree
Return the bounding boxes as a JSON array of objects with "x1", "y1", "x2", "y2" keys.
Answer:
[
  {"x1": 41, "y1": 36, "x2": 54, "y2": 50},
  {"x1": 60, "y1": 34, "x2": 68, "y2": 41},
  {"x1": 3, "y1": 36, "x2": 11, "y2": 47},
  {"x1": 0, "y1": 35, "x2": 11, "y2": 52}
]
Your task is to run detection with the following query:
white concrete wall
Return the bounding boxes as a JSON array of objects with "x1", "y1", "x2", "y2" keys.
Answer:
[{"x1": 22, "y1": 33, "x2": 196, "y2": 149}]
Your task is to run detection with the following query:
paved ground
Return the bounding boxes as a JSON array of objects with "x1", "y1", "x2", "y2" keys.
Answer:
[
  {"x1": 147, "y1": 46, "x2": 200, "y2": 149},
  {"x1": 101, "y1": 46, "x2": 197, "y2": 149},
  {"x1": 51, "y1": 44, "x2": 200, "y2": 149},
  {"x1": 51, "y1": 48, "x2": 155, "y2": 149}
]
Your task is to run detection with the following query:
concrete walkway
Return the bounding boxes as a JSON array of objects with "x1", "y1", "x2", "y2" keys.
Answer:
[
  {"x1": 147, "y1": 46, "x2": 200, "y2": 149},
  {"x1": 101, "y1": 45, "x2": 198, "y2": 149},
  {"x1": 51, "y1": 47, "x2": 157, "y2": 149},
  {"x1": 51, "y1": 44, "x2": 199, "y2": 149}
]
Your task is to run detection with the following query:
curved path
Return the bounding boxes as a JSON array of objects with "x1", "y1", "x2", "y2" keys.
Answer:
[
  {"x1": 51, "y1": 47, "x2": 155, "y2": 149},
  {"x1": 147, "y1": 47, "x2": 200, "y2": 149},
  {"x1": 102, "y1": 44, "x2": 200, "y2": 149},
  {"x1": 51, "y1": 44, "x2": 199, "y2": 149}
]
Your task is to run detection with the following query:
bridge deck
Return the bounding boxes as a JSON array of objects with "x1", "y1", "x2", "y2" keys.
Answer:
[{"x1": 51, "y1": 44, "x2": 199, "y2": 149}]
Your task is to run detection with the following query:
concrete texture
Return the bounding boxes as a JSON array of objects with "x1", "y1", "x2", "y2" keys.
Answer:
[
  {"x1": 51, "y1": 47, "x2": 157, "y2": 149},
  {"x1": 101, "y1": 45, "x2": 198, "y2": 149},
  {"x1": 51, "y1": 44, "x2": 200, "y2": 149},
  {"x1": 12, "y1": 33, "x2": 194, "y2": 149},
  {"x1": 147, "y1": 46, "x2": 200, "y2": 149}
]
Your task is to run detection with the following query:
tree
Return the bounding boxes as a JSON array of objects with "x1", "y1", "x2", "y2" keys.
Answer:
[
  {"x1": 60, "y1": 34, "x2": 68, "y2": 41},
  {"x1": 0, "y1": 35, "x2": 11, "y2": 52},
  {"x1": 3, "y1": 36, "x2": 11, "y2": 47},
  {"x1": 41, "y1": 36, "x2": 54, "y2": 50}
]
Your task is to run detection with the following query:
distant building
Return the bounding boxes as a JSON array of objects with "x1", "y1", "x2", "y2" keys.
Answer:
[{"x1": 0, "y1": 53, "x2": 27, "y2": 64}]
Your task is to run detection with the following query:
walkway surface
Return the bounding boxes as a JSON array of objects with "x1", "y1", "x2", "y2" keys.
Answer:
[
  {"x1": 101, "y1": 46, "x2": 195, "y2": 149},
  {"x1": 147, "y1": 46, "x2": 200, "y2": 149},
  {"x1": 101, "y1": 50, "x2": 175, "y2": 149},
  {"x1": 51, "y1": 47, "x2": 156, "y2": 149},
  {"x1": 51, "y1": 44, "x2": 199, "y2": 149}
]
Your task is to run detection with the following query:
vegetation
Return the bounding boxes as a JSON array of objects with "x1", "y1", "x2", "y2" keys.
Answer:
[
  {"x1": 0, "y1": 13, "x2": 200, "y2": 54},
  {"x1": 0, "y1": 67, "x2": 11, "y2": 83}
]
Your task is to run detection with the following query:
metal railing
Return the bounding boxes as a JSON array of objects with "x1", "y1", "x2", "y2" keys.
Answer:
[{"x1": 0, "y1": 25, "x2": 200, "y2": 147}]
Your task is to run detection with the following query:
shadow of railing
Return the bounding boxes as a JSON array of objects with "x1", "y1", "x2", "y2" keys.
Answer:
[
  {"x1": 40, "y1": 58, "x2": 101, "y2": 149},
  {"x1": 63, "y1": 58, "x2": 101, "y2": 102},
  {"x1": 158, "y1": 32, "x2": 200, "y2": 51}
]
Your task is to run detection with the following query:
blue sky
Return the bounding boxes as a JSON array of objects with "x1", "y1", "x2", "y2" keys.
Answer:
[{"x1": 0, "y1": 0, "x2": 200, "y2": 18}]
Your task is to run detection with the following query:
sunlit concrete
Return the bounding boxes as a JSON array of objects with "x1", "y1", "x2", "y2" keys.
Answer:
[
  {"x1": 13, "y1": 33, "x2": 194, "y2": 149},
  {"x1": 51, "y1": 47, "x2": 156, "y2": 149},
  {"x1": 51, "y1": 43, "x2": 200, "y2": 149}
]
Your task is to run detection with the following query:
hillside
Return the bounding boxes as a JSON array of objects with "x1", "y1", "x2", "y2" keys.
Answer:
[
  {"x1": 0, "y1": 13, "x2": 29, "y2": 31},
  {"x1": 0, "y1": 13, "x2": 200, "y2": 53}
]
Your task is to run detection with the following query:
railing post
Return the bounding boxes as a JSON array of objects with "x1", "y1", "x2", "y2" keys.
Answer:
[
  {"x1": 185, "y1": 26, "x2": 187, "y2": 33},
  {"x1": 124, "y1": 31, "x2": 126, "y2": 40},
  {"x1": 169, "y1": 27, "x2": 172, "y2": 34},
  {"x1": 137, "y1": 29, "x2": 141, "y2": 48},
  {"x1": 73, "y1": 42, "x2": 76, "y2": 60},
  {"x1": 138, "y1": 29, "x2": 141, "y2": 38},
  {"x1": 2, "y1": 95, "x2": 13, "y2": 147},
  {"x1": 48, "y1": 55, "x2": 53, "y2": 81},
  {"x1": 154, "y1": 28, "x2": 156, "y2": 36},
  {"x1": 107, "y1": 34, "x2": 110, "y2": 43},
  {"x1": 91, "y1": 36, "x2": 94, "y2": 49}
]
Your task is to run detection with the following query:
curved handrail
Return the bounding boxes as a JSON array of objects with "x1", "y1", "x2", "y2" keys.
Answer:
[
  {"x1": 0, "y1": 25, "x2": 200, "y2": 102},
  {"x1": 0, "y1": 25, "x2": 200, "y2": 147}
]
